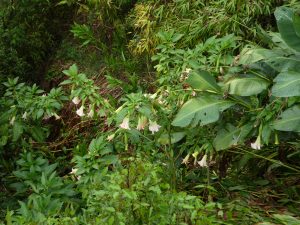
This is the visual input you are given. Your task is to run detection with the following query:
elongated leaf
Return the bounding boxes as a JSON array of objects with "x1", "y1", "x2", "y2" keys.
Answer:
[
  {"x1": 273, "y1": 214, "x2": 300, "y2": 225},
  {"x1": 187, "y1": 70, "x2": 221, "y2": 93},
  {"x1": 293, "y1": 10, "x2": 300, "y2": 37},
  {"x1": 272, "y1": 71, "x2": 300, "y2": 97},
  {"x1": 275, "y1": 7, "x2": 300, "y2": 52},
  {"x1": 158, "y1": 132, "x2": 186, "y2": 145},
  {"x1": 30, "y1": 126, "x2": 46, "y2": 142},
  {"x1": 266, "y1": 55, "x2": 300, "y2": 72},
  {"x1": 272, "y1": 105, "x2": 300, "y2": 132},
  {"x1": 239, "y1": 46, "x2": 278, "y2": 65},
  {"x1": 226, "y1": 75, "x2": 269, "y2": 96},
  {"x1": 213, "y1": 124, "x2": 240, "y2": 151},
  {"x1": 172, "y1": 97, "x2": 234, "y2": 127},
  {"x1": 13, "y1": 122, "x2": 23, "y2": 142}
]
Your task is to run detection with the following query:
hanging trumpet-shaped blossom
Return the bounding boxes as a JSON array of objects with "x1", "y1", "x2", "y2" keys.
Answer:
[
  {"x1": 22, "y1": 112, "x2": 27, "y2": 120},
  {"x1": 53, "y1": 113, "x2": 60, "y2": 120},
  {"x1": 120, "y1": 117, "x2": 130, "y2": 130},
  {"x1": 136, "y1": 116, "x2": 147, "y2": 130},
  {"x1": 182, "y1": 154, "x2": 190, "y2": 165},
  {"x1": 197, "y1": 154, "x2": 208, "y2": 167},
  {"x1": 10, "y1": 116, "x2": 16, "y2": 125},
  {"x1": 251, "y1": 136, "x2": 261, "y2": 150},
  {"x1": 87, "y1": 105, "x2": 94, "y2": 118},
  {"x1": 72, "y1": 96, "x2": 81, "y2": 105},
  {"x1": 76, "y1": 105, "x2": 85, "y2": 117},
  {"x1": 107, "y1": 134, "x2": 115, "y2": 141},
  {"x1": 148, "y1": 120, "x2": 161, "y2": 134}
]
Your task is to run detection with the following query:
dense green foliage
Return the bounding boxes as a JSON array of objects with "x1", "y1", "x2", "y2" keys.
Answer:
[
  {"x1": 0, "y1": 0, "x2": 73, "y2": 83},
  {"x1": 1, "y1": 0, "x2": 300, "y2": 224}
]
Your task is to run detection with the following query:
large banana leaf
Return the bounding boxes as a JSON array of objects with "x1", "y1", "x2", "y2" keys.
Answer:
[
  {"x1": 213, "y1": 124, "x2": 240, "y2": 151},
  {"x1": 172, "y1": 97, "x2": 234, "y2": 127},
  {"x1": 275, "y1": 7, "x2": 300, "y2": 52},
  {"x1": 272, "y1": 71, "x2": 300, "y2": 97},
  {"x1": 187, "y1": 70, "x2": 221, "y2": 93},
  {"x1": 272, "y1": 105, "x2": 300, "y2": 132},
  {"x1": 158, "y1": 132, "x2": 186, "y2": 145},
  {"x1": 226, "y1": 75, "x2": 269, "y2": 96},
  {"x1": 238, "y1": 46, "x2": 279, "y2": 65},
  {"x1": 266, "y1": 55, "x2": 300, "y2": 73},
  {"x1": 293, "y1": 10, "x2": 300, "y2": 37}
]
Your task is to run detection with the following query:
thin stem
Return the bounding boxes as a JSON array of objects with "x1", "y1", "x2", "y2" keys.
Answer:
[{"x1": 230, "y1": 147, "x2": 300, "y2": 173}]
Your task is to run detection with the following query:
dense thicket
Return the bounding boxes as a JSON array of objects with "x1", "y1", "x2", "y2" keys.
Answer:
[{"x1": 0, "y1": 0, "x2": 74, "y2": 84}]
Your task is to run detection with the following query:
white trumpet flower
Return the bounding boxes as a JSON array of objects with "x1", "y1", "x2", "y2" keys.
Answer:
[
  {"x1": 149, "y1": 120, "x2": 161, "y2": 134},
  {"x1": 87, "y1": 108, "x2": 94, "y2": 118},
  {"x1": 76, "y1": 106, "x2": 85, "y2": 117},
  {"x1": 53, "y1": 113, "x2": 60, "y2": 120},
  {"x1": 182, "y1": 154, "x2": 190, "y2": 165},
  {"x1": 107, "y1": 134, "x2": 115, "y2": 141},
  {"x1": 10, "y1": 116, "x2": 16, "y2": 125},
  {"x1": 251, "y1": 136, "x2": 261, "y2": 150},
  {"x1": 72, "y1": 96, "x2": 81, "y2": 105},
  {"x1": 197, "y1": 155, "x2": 208, "y2": 167},
  {"x1": 120, "y1": 117, "x2": 130, "y2": 130},
  {"x1": 22, "y1": 112, "x2": 27, "y2": 120},
  {"x1": 136, "y1": 116, "x2": 147, "y2": 130}
]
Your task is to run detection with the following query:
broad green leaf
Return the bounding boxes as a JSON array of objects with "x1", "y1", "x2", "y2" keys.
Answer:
[
  {"x1": 0, "y1": 136, "x2": 8, "y2": 146},
  {"x1": 187, "y1": 70, "x2": 221, "y2": 93},
  {"x1": 172, "y1": 33, "x2": 184, "y2": 43},
  {"x1": 0, "y1": 111, "x2": 10, "y2": 125},
  {"x1": 172, "y1": 97, "x2": 234, "y2": 127},
  {"x1": 213, "y1": 124, "x2": 240, "y2": 151},
  {"x1": 293, "y1": 10, "x2": 300, "y2": 37},
  {"x1": 13, "y1": 122, "x2": 23, "y2": 142},
  {"x1": 36, "y1": 109, "x2": 44, "y2": 120},
  {"x1": 226, "y1": 75, "x2": 269, "y2": 96},
  {"x1": 275, "y1": 7, "x2": 300, "y2": 52},
  {"x1": 158, "y1": 132, "x2": 186, "y2": 145},
  {"x1": 272, "y1": 105, "x2": 300, "y2": 132},
  {"x1": 266, "y1": 55, "x2": 300, "y2": 72},
  {"x1": 30, "y1": 126, "x2": 46, "y2": 142},
  {"x1": 272, "y1": 71, "x2": 300, "y2": 97},
  {"x1": 239, "y1": 46, "x2": 279, "y2": 65},
  {"x1": 59, "y1": 79, "x2": 72, "y2": 85}
]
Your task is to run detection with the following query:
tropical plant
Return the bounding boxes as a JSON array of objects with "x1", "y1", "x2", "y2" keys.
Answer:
[{"x1": 172, "y1": 6, "x2": 300, "y2": 176}]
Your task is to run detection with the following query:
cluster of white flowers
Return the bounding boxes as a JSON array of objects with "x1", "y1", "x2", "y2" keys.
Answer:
[
  {"x1": 119, "y1": 116, "x2": 161, "y2": 134},
  {"x1": 181, "y1": 152, "x2": 208, "y2": 168},
  {"x1": 72, "y1": 97, "x2": 95, "y2": 118}
]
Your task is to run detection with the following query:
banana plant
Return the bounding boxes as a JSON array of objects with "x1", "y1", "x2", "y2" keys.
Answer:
[{"x1": 172, "y1": 6, "x2": 300, "y2": 151}]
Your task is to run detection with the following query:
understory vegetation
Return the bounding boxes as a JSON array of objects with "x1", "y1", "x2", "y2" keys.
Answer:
[{"x1": 1, "y1": 0, "x2": 300, "y2": 224}]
